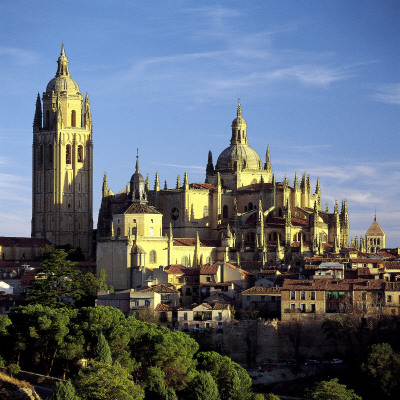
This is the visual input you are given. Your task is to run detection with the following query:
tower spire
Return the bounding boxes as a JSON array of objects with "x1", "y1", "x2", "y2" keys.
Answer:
[
  {"x1": 237, "y1": 98, "x2": 242, "y2": 117},
  {"x1": 135, "y1": 148, "x2": 140, "y2": 173},
  {"x1": 56, "y1": 43, "x2": 70, "y2": 77}
]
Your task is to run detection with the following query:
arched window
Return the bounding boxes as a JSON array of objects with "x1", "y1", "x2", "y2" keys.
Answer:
[
  {"x1": 223, "y1": 205, "x2": 228, "y2": 219},
  {"x1": 48, "y1": 144, "x2": 53, "y2": 165},
  {"x1": 149, "y1": 250, "x2": 157, "y2": 263},
  {"x1": 273, "y1": 232, "x2": 277, "y2": 241},
  {"x1": 66, "y1": 145, "x2": 71, "y2": 164},
  {"x1": 71, "y1": 110, "x2": 76, "y2": 127},
  {"x1": 278, "y1": 208, "x2": 283, "y2": 217},
  {"x1": 377, "y1": 238, "x2": 380, "y2": 245},
  {"x1": 77, "y1": 145, "x2": 83, "y2": 162},
  {"x1": 181, "y1": 256, "x2": 188, "y2": 267},
  {"x1": 248, "y1": 202, "x2": 253, "y2": 211},
  {"x1": 244, "y1": 206, "x2": 248, "y2": 212},
  {"x1": 116, "y1": 227, "x2": 121, "y2": 236}
]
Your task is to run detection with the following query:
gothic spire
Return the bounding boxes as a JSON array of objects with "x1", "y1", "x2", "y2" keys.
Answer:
[
  {"x1": 206, "y1": 150, "x2": 214, "y2": 174},
  {"x1": 176, "y1": 174, "x2": 181, "y2": 189},
  {"x1": 184, "y1": 172, "x2": 189, "y2": 191},
  {"x1": 315, "y1": 178, "x2": 321, "y2": 194},
  {"x1": 264, "y1": 145, "x2": 272, "y2": 173},
  {"x1": 102, "y1": 172, "x2": 108, "y2": 197},
  {"x1": 154, "y1": 172, "x2": 160, "y2": 191},
  {"x1": 294, "y1": 172, "x2": 299, "y2": 190},
  {"x1": 33, "y1": 93, "x2": 42, "y2": 130}
]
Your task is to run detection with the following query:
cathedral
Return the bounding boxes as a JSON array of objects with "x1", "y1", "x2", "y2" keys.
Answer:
[
  {"x1": 31, "y1": 45, "x2": 93, "y2": 259},
  {"x1": 30, "y1": 46, "x2": 354, "y2": 287},
  {"x1": 97, "y1": 101, "x2": 350, "y2": 290}
]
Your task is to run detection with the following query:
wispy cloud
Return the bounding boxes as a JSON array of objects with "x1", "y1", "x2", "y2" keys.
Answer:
[
  {"x1": 267, "y1": 64, "x2": 353, "y2": 87},
  {"x1": 152, "y1": 162, "x2": 204, "y2": 171},
  {"x1": 0, "y1": 47, "x2": 40, "y2": 66},
  {"x1": 373, "y1": 84, "x2": 400, "y2": 105}
]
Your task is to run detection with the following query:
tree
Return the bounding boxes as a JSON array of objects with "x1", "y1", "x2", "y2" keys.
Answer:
[
  {"x1": 361, "y1": 342, "x2": 400, "y2": 397},
  {"x1": 74, "y1": 362, "x2": 144, "y2": 400},
  {"x1": 9, "y1": 304, "x2": 73, "y2": 375},
  {"x1": 28, "y1": 250, "x2": 110, "y2": 308},
  {"x1": 93, "y1": 333, "x2": 112, "y2": 364},
  {"x1": 185, "y1": 371, "x2": 220, "y2": 400},
  {"x1": 50, "y1": 380, "x2": 80, "y2": 400},
  {"x1": 196, "y1": 351, "x2": 252, "y2": 400},
  {"x1": 7, "y1": 363, "x2": 20, "y2": 377},
  {"x1": 126, "y1": 318, "x2": 199, "y2": 390},
  {"x1": 264, "y1": 394, "x2": 280, "y2": 400},
  {"x1": 27, "y1": 249, "x2": 82, "y2": 308},
  {"x1": 303, "y1": 378, "x2": 362, "y2": 400}
]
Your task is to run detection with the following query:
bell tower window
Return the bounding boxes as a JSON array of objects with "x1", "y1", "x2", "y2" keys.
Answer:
[
  {"x1": 66, "y1": 145, "x2": 71, "y2": 164},
  {"x1": 223, "y1": 205, "x2": 228, "y2": 219},
  {"x1": 71, "y1": 110, "x2": 76, "y2": 127}
]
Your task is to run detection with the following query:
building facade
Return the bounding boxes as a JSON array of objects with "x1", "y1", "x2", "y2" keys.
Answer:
[
  {"x1": 31, "y1": 45, "x2": 93, "y2": 259},
  {"x1": 97, "y1": 101, "x2": 350, "y2": 288}
]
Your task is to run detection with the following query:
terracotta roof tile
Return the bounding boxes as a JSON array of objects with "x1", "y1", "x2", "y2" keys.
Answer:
[
  {"x1": 212, "y1": 302, "x2": 230, "y2": 310},
  {"x1": 366, "y1": 220, "x2": 385, "y2": 236},
  {"x1": 383, "y1": 261, "x2": 400, "y2": 270},
  {"x1": 173, "y1": 238, "x2": 220, "y2": 247},
  {"x1": 291, "y1": 217, "x2": 309, "y2": 227},
  {"x1": 242, "y1": 286, "x2": 282, "y2": 295},
  {"x1": 200, "y1": 264, "x2": 219, "y2": 275},
  {"x1": 139, "y1": 284, "x2": 178, "y2": 293},
  {"x1": 119, "y1": 203, "x2": 161, "y2": 214},
  {"x1": 191, "y1": 183, "x2": 216, "y2": 190},
  {"x1": 155, "y1": 303, "x2": 176, "y2": 311}
]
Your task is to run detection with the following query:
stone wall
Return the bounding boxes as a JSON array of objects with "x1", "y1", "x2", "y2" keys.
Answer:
[{"x1": 215, "y1": 318, "x2": 346, "y2": 366}]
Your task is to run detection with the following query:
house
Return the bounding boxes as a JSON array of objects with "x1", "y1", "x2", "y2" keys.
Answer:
[{"x1": 241, "y1": 286, "x2": 281, "y2": 317}]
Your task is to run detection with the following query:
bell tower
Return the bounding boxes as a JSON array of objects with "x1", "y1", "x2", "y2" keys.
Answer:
[{"x1": 31, "y1": 45, "x2": 93, "y2": 259}]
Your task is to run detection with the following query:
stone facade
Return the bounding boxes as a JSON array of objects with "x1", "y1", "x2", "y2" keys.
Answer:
[
  {"x1": 31, "y1": 45, "x2": 93, "y2": 260},
  {"x1": 97, "y1": 101, "x2": 350, "y2": 288}
]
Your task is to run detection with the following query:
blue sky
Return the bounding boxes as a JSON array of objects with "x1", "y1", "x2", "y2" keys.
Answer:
[{"x1": 0, "y1": 1, "x2": 399, "y2": 247}]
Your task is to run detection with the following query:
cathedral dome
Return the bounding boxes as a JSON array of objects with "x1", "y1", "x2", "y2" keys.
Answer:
[
  {"x1": 216, "y1": 144, "x2": 262, "y2": 171},
  {"x1": 45, "y1": 45, "x2": 80, "y2": 94},
  {"x1": 46, "y1": 76, "x2": 80, "y2": 94},
  {"x1": 215, "y1": 100, "x2": 262, "y2": 172}
]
